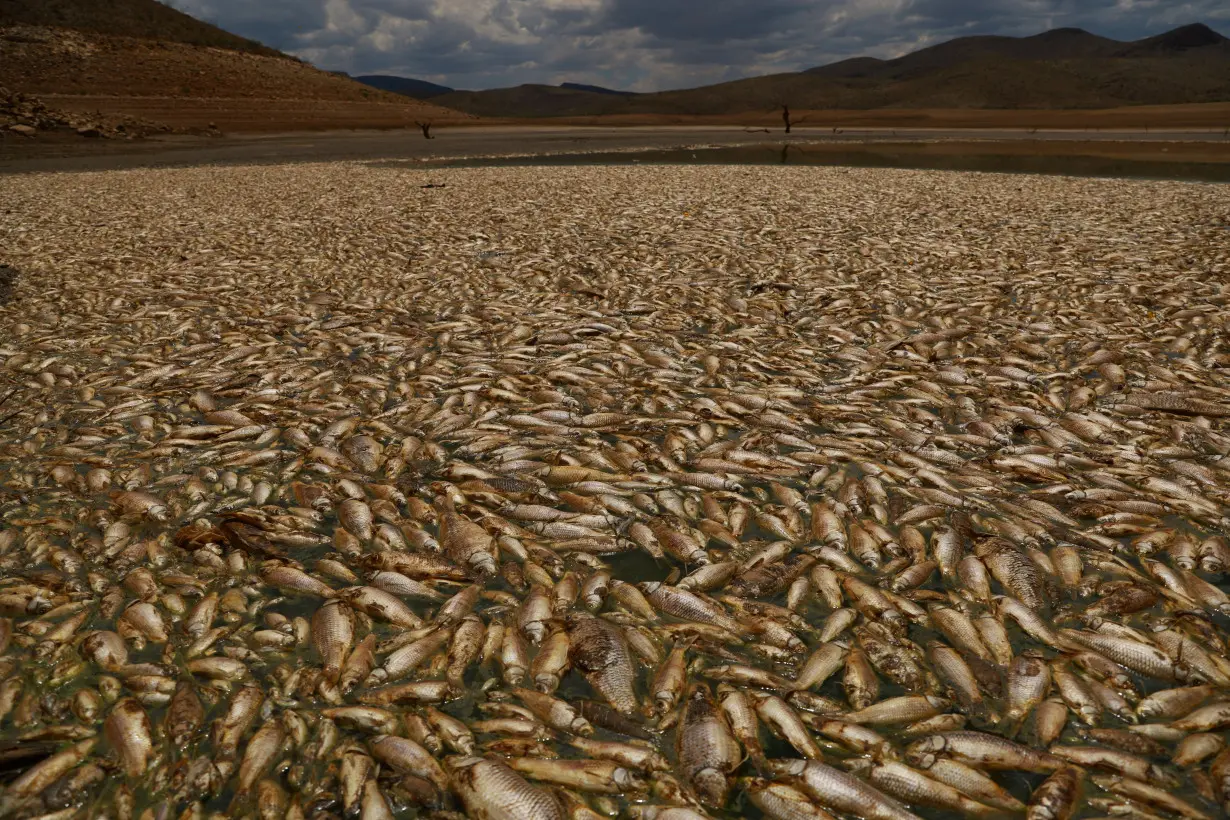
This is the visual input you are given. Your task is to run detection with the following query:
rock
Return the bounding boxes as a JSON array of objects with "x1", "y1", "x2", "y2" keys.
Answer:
[
  {"x1": 2, "y1": 87, "x2": 167, "y2": 140},
  {"x1": 9, "y1": 124, "x2": 36, "y2": 136}
]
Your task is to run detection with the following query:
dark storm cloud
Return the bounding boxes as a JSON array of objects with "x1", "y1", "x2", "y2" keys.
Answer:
[{"x1": 164, "y1": 0, "x2": 1230, "y2": 91}]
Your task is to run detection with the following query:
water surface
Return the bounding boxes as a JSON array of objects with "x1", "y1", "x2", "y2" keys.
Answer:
[{"x1": 395, "y1": 143, "x2": 1230, "y2": 183}]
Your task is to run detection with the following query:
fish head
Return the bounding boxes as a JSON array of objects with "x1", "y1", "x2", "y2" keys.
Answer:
[
  {"x1": 903, "y1": 735, "x2": 946, "y2": 767},
  {"x1": 443, "y1": 755, "x2": 483, "y2": 776},
  {"x1": 613, "y1": 767, "x2": 646, "y2": 791},
  {"x1": 764, "y1": 758, "x2": 807, "y2": 777},
  {"x1": 691, "y1": 767, "x2": 729, "y2": 807},
  {"x1": 685, "y1": 681, "x2": 712, "y2": 703}
]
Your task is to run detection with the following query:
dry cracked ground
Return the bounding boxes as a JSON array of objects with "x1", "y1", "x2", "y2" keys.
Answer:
[{"x1": 0, "y1": 164, "x2": 1228, "y2": 819}]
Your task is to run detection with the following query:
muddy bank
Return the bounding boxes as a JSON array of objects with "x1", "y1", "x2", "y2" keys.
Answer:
[{"x1": 3, "y1": 125, "x2": 1229, "y2": 176}]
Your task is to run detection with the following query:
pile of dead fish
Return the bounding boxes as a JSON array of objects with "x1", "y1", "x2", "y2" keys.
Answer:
[{"x1": 0, "y1": 163, "x2": 1227, "y2": 820}]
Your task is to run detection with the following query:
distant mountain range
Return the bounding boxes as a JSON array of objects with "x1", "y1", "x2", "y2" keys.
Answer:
[
  {"x1": 353, "y1": 75, "x2": 455, "y2": 99},
  {"x1": 559, "y1": 82, "x2": 633, "y2": 96},
  {"x1": 802, "y1": 24, "x2": 1228, "y2": 78},
  {"x1": 366, "y1": 23, "x2": 1230, "y2": 117},
  {"x1": 4, "y1": 1, "x2": 1228, "y2": 127},
  {"x1": 353, "y1": 77, "x2": 634, "y2": 100}
]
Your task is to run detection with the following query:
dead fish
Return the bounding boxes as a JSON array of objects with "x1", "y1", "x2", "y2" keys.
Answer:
[
  {"x1": 566, "y1": 613, "x2": 639, "y2": 715},
  {"x1": 676, "y1": 683, "x2": 741, "y2": 808},
  {"x1": 3, "y1": 162, "x2": 1230, "y2": 820},
  {"x1": 446, "y1": 755, "x2": 565, "y2": 820}
]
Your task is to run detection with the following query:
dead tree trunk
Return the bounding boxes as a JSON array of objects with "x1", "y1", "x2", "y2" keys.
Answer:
[{"x1": 415, "y1": 121, "x2": 434, "y2": 139}]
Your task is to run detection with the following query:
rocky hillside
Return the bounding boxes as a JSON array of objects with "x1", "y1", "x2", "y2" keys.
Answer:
[
  {"x1": 0, "y1": 0, "x2": 283, "y2": 56},
  {"x1": 2, "y1": 85, "x2": 175, "y2": 139},
  {"x1": 0, "y1": 25, "x2": 423, "y2": 101},
  {"x1": 0, "y1": 0, "x2": 465, "y2": 134}
]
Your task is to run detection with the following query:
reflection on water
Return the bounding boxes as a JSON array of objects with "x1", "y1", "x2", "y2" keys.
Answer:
[{"x1": 379, "y1": 143, "x2": 1230, "y2": 183}]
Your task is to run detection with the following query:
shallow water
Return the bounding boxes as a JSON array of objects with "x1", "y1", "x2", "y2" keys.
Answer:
[
  {"x1": 389, "y1": 143, "x2": 1230, "y2": 183},
  {"x1": 1, "y1": 163, "x2": 1229, "y2": 820}
]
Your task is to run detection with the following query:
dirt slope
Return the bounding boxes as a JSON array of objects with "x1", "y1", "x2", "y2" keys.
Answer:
[
  {"x1": 0, "y1": 0, "x2": 283, "y2": 55},
  {"x1": 0, "y1": 0, "x2": 469, "y2": 134}
]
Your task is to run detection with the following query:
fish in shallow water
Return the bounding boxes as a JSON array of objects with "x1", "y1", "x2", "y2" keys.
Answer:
[{"x1": 0, "y1": 164, "x2": 1226, "y2": 818}]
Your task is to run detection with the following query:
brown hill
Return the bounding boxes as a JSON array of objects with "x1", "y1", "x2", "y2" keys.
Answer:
[
  {"x1": 1115, "y1": 22, "x2": 1229, "y2": 56},
  {"x1": 0, "y1": 0, "x2": 467, "y2": 134},
  {"x1": 434, "y1": 24, "x2": 1230, "y2": 118},
  {"x1": 0, "y1": 0, "x2": 283, "y2": 56},
  {"x1": 806, "y1": 27, "x2": 1122, "y2": 79}
]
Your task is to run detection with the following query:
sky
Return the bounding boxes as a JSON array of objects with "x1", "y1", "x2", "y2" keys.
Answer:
[{"x1": 164, "y1": 0, "x2": 1230, "y2": 92}]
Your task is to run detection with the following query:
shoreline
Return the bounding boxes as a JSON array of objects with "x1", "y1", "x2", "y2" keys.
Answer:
[{"x1": 3, "y1": 125, "x2": 1230, "y2": 177}]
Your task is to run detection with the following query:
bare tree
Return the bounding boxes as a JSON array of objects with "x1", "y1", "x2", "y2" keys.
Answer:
[
  {"x1": 414, "y1": 120, "x2": 434, "y2": 140},
  {"x1": 780, "y1": 105, "x2": 809, "y2": 134}
]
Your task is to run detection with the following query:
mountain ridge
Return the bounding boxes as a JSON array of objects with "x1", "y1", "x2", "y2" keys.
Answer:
[
  {"x1": 353, "y1": 74, "x2": 455, "y2": 99},
  {"x1": 352, "y1": 77, "x2": 637, "y2": 101},
  {"x1": 428, "y1": 23, "x2": 1230, "y2": 118},
  {"x1": 559, "y1": 82, "x2": 632, "y2": 96}
]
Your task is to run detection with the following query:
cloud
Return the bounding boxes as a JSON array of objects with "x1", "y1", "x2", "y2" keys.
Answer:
[{"x1": 164, "y1": 0, "x2": 1230, "y2": 91}]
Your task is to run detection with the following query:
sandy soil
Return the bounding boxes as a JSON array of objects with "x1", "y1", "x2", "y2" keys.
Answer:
[{"x1": 42, "y1": 94, "x2": 477, "y2": 132}]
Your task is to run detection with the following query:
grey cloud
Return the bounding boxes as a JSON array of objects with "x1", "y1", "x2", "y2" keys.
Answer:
[
  {"x1": 597, "y1": 0, "x2": 810, "y2": 41},
  {"x1": 171, "y1": 0, "x2": 327, "y2": 51},
  {"x1": 361, "y1": 0, "x2": 434, "y2": 18},
  {"x1": 163, "y1": 0, "x2": 1230, "y2": 91}
]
